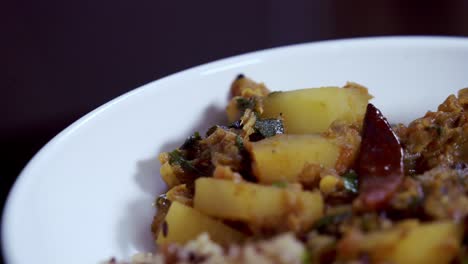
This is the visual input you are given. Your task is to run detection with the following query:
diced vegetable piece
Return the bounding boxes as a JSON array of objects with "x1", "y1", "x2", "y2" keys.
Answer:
[
  {"x1": 361, "y1": 221, "x2": 461, "y2": 264},
  {"x1": 160, "y1": 161, "x2": 181, "y2": 187},
  {"x1": 262, "y1": 84, "x2": 372, "y2": 133},
  {"x1": 159, "y1": 153, "x2": 181, "y2": 188},
  {"x1": 391, "y1": 221, "x2": 461, "y2": 264},
  {"x1": 156, "y1": 201, "x2": 245, "y2": 245},
  {"x1": 194, "y1": 178, "x2": 324, "y2": 231},
  {"x1": 248, "y1": 134, "x2": 340, "y2": 183}
]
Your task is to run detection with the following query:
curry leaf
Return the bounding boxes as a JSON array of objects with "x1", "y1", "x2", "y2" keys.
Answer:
[
  {"x1": 343, "y1": 170, "x2": 359, "y2": 194},
  {"x1": 254, "y1": 118, "x2": 284, "y2": 138},
  {"x1": 168, "y1": 150, "x2": 202, "y2": 174},
  {"x1": 181, "y1": 131, "x2": 202, "y2": 149}
]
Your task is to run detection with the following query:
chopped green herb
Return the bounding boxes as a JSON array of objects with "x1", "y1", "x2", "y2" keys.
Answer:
[
  {"x1": 168, "y1": 149, "x2": 182, "y2": 164},
  {"x1": 301, "y1": 250, "x2": 312, "y2": 264},
  {"x1": 272, "y1": 181, "x2": 288, "y2": 188},
  {"x1": 181, "y1": 131, "x2": 202, "y2": 149},
  {"x1": 314, "y1": 211, "x2": 351, "y2": 230},
  {"x1": 236, "y1": 97, "x2": 256, "y2": 113},
  {"x1": 168, "y1": 150, "x2": 202, "y2": 174},
  {"x1": 254, "y1": 118, "x2": 284, "y2": 138},
  {"x1": 235, "y1": 135, "x2": 244, "y2": 151},
  {"x1": 343, "y1": 170, "x2": 359, "y2": 194}
]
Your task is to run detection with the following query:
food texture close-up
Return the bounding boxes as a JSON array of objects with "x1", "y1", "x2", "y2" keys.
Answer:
[{"x1": 114, "y1": 75, "x2": 468, "y2": 264}]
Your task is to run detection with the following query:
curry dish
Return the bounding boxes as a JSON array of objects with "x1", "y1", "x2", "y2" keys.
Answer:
[{"x1": 126, "y1": 76, "x2": 468, "y2": 264}]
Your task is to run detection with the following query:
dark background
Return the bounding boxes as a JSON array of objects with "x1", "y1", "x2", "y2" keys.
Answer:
[{"x1": 2, "y1": 0, "x2": 468, "y2": 261}]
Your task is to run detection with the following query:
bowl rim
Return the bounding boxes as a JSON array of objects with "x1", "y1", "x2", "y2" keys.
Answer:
[{"x1": 3, "y1": 35, "x2": 468, "y2": 262}]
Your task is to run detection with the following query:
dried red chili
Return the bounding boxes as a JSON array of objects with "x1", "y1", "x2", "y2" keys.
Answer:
[{"x1": 355, "y1": 104, "x2": 404, "y2": 210}]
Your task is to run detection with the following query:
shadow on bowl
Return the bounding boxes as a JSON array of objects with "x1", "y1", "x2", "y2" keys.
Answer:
[{"x1": 116, "y1": 103, "x2": 228, "y2": 256}]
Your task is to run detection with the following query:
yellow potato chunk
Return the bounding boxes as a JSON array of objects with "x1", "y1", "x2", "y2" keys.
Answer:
[
  {"x1": 362, "y1": 220, "x2": 461, "y2": 264},
  {"x1": 159, "y1": 162, "x2": 180, "y2": 188},
  {"x1": 158, "y1": 152, "x2": 181, "y2": 188},
  {"x1": 194, "y1": 178, "x2": 323, "y2": 231},
  {"x1": 390, "y1": 221, "x2": 461, "y2": 264},
  {"x1": 262, "y1": 84, "x2": 372, "y2": 134},
  {"x1": 156, "y1": 201, "x2": 245, "y2": 245},
  {"x1": 248, "y1": 134, "x2": 340, "y2": 183}
]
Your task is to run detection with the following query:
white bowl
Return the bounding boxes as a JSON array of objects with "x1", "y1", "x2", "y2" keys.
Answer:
[{"x1": 3, "y1": 36, "x2": 468, "y2": 264}]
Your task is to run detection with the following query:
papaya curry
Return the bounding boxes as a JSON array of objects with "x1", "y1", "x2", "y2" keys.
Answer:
[{"x1": 127, "y1": 76, "x2": 468, "y2": 264}]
